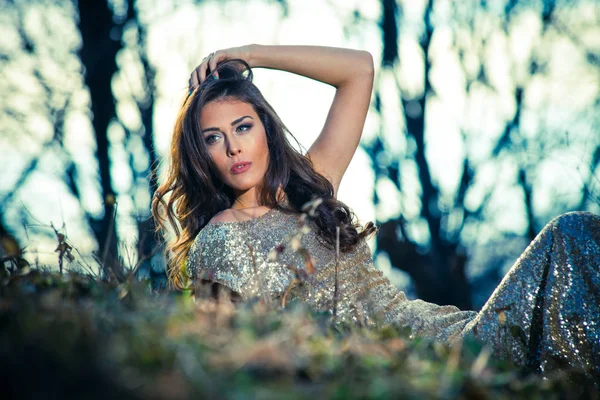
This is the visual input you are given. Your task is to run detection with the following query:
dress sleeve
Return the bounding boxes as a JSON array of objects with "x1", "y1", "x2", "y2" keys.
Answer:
[
  {"x1": 185, "y1": 228, "x2": 243, "y2": 301},
  {"x1": 185, "y1": 229, "x2": 209, "y2": 280},
  {"x1": 340, "y1": 247, "x2": 477, "y2": 344}
]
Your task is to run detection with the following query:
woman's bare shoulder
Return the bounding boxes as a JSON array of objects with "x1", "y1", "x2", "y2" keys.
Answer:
[{"x1": 207, "y1": 209, "x2": 232, "y2": 224}]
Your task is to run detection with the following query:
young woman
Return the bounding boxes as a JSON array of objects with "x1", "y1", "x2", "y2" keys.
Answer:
[{"x1": 152, "y1": 44, "x2": 600, "y2": 375}]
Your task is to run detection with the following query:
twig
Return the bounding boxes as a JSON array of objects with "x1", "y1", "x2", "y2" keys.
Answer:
[
  {"x1": 333, "y1": 226, "x2": 340, "y2": 321},
  {"x1": 101, "y1": 201, "x2": 118, "y2": 279},
  {"x1": 71, "y1": 246, "x2": 100, "y2": 278},
  {"x1": 131, "y1": 243, "x2": 163, "y2": 277},
  {"x1": 281, "y1": 277, "x2": 300, "y2": 308},
  {"x1": 248, "y1": 242, "x2": 270, "y2": 306},
  {"x1": 50, "y1": 222, "x2": 74, "y2": 274}
]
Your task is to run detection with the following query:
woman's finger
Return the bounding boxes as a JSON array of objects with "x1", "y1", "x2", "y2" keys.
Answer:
[
  {"x1": 201, "y1": 52, "x2": 216, "y2": 82},
  {"x1": 208, "y1": 51, "x2": 221, "y2": 78},
  {"x1": 190, "y1": 50, "x2": 221, "y2": 88},
  {"x1": 190, "y1": 60, "x2": 203, "y2": 88},
  {"x1": 198, "y1": 59, "x2": 208, "y2": 83}
]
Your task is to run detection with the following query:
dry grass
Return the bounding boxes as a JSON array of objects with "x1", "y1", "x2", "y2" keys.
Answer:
[{"x1": 1, "y1": 263, "x2": 598, "y2": 399}]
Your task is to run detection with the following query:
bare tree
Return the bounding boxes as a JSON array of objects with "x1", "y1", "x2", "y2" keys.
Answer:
[
  {"x1": 361, "y1": 0, "x2": 600, "y2": 309},
  {"x1": 1, "y1": 0, "x2": 164, "y2": 282}
]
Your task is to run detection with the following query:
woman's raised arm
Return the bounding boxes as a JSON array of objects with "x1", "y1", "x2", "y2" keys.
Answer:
[{"x1": 194, "y1": 44, "x2": 375, "y2": 198}]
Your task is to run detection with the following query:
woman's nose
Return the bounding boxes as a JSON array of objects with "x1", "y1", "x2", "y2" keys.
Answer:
[{"x1": 227, "y1": 139, "x2": 242, "y2": 156}]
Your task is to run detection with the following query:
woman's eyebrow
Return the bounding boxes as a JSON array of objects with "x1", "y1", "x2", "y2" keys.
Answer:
[{"x1": 201, "y1": 116, "x2": 253, "y2": 134}]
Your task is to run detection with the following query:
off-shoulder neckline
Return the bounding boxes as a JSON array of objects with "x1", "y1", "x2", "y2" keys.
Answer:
[{"x1": 205, "y1": 207, "x2": 278, "y2": 226}]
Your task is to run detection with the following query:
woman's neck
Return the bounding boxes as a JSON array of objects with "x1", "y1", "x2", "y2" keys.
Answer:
[
  {"x1": 231, "y1": 197, "x2": 264, "y2": 210},
  {"x1": 231, "y1": 185, "x2": 286, "y2": 210},
  {"x1": 231, "y1": 204, "x2": 264, "y2": 210}
]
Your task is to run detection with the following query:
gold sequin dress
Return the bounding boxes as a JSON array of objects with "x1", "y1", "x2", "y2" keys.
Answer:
[{"x1": 186, "y1": 208, "x2": 600, "y2": 374}]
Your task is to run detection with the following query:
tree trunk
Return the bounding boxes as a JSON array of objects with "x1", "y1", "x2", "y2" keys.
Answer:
[
  {"x1": 375, "y1": 0, "x2": 472, "y2": 309},
  {"x1": 76, "y1": 1, "x2": 122, "y2": 281}
]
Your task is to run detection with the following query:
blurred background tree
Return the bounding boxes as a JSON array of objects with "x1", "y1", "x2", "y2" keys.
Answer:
[
  {"x1": 0, "y1": 0, "x2": 598, "y2": 308},
  {"x1": 366, "y1": 0, "x2": 600, "y2": 309}
]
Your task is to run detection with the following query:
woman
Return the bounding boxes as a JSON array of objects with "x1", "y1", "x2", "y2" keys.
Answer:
[{"x1": 152, "y1": 44, "x2": 600, "y2": 375}]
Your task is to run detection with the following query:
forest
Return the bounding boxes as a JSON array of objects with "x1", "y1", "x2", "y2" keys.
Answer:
[{"x1": 1, "y1": 0, "x2": 599, "y2": 398}]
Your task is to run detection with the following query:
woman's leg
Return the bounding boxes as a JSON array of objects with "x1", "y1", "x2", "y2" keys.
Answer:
[{"x1": 460, "y1": 211, "x2": 600, "y2": 374}]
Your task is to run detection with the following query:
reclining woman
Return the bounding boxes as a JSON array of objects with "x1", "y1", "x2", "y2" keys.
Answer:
[{"x1": 151, "y1": 44, "x2": 600, "y2": 375}]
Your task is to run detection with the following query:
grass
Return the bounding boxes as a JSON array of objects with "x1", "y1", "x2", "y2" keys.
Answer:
[{"x1": 1, "y1": 263, "x2": 599, "y2": 399}]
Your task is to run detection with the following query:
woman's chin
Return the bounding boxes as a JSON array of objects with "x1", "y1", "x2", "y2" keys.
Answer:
[{"x1": 228, "y1": 181, "x2": 261, "y2": 193}]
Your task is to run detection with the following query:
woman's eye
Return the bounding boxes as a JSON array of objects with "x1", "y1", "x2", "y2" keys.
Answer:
[
  {"x1": 204, "y1": 125, "x2": 250, "y2": 144},
  {"x1": 205, "y1": 134, "x2": 219, "y2": 144},
  {"x1": 237, "y1": 124, "x2": 252, "y2": 133}
]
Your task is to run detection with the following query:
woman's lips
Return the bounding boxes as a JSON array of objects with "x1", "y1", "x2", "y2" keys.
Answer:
[{"x1": 230, "y1": 162, "x2": 252, "y2": 174}]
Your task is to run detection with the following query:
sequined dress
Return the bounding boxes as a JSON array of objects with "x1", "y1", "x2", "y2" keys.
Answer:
[{"x1": 186, "y1": 208, "x2": 600, "y2": 374}]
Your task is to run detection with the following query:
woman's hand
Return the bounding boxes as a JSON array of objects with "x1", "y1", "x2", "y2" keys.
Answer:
[{"x1": 189, "y1": 45, "x2": 255, "y2": 89}]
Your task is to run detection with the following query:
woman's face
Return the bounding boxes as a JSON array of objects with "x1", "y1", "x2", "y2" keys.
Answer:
[{"x1": 199, "y1": 99, "x2": 269, "y2": 200}]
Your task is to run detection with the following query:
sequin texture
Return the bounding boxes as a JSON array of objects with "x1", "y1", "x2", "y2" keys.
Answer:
[{"x1": 186, "y1": 209, "x2": 600, "y2": 374}]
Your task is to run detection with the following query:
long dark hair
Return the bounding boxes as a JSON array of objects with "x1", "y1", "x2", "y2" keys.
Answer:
[{"x1": 152, "y1": 59, "x2": 377, "y2": 289}]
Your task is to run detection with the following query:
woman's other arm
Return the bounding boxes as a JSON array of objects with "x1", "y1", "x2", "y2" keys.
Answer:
[
  {"x1": 250, "y1": 45, "x2": 374, "y2": 198},
  {"x1": 198, "y1": 44, "x2": 374, "y2": 198}
]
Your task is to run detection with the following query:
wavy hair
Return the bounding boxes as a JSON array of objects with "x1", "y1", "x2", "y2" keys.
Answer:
[{"x1": 152, "y1": 59, "x2": 377, "y2": 290}]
